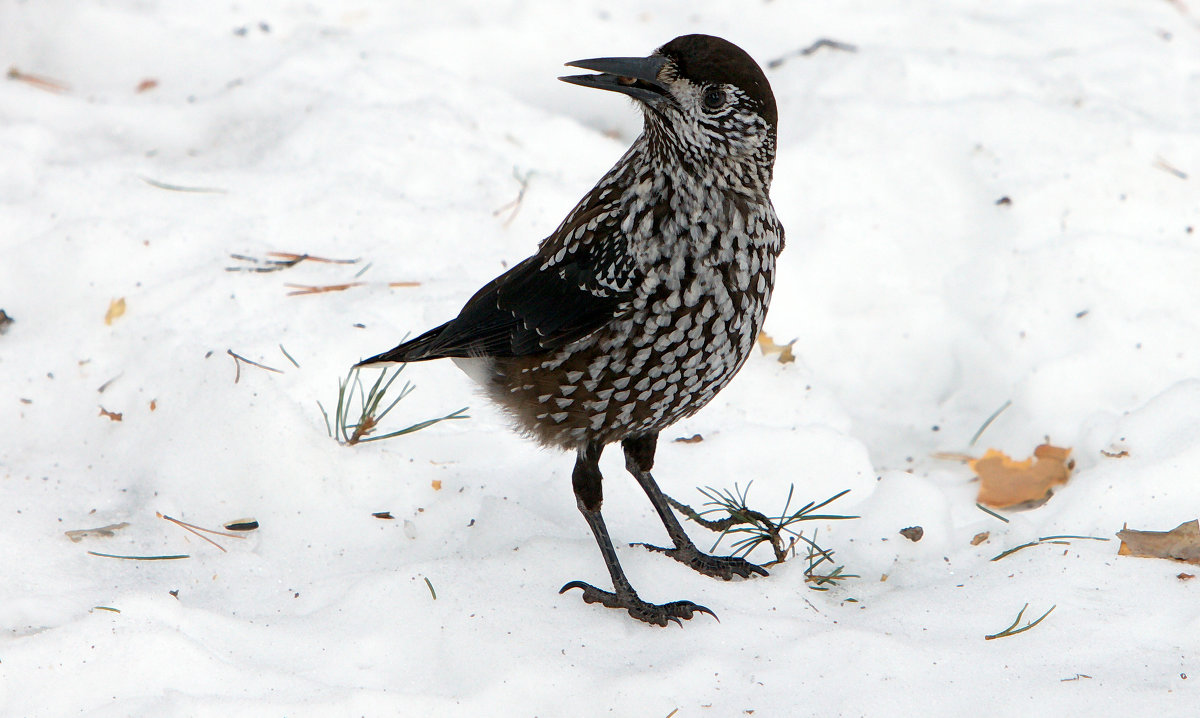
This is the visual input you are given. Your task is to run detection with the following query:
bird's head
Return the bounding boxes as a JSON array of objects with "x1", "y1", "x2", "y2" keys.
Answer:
[{"x1": 560, "y1": 34, "x2": 777, "y2": 182}]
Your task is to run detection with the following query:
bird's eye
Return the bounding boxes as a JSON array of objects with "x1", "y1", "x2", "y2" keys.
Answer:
[{"x1": 702, "y1": 87, "x2": 726, "y2": 111}]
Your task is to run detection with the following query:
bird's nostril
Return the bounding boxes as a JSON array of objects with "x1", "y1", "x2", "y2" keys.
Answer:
[{"x1": 617, "y1": 76, "x2": 638, "y2": 86}]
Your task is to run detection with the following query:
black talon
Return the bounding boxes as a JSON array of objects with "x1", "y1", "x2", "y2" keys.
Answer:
[
  {"x1": 559, "y1": 580, "x2": 591, "y2": 595},
  {"x1": 560, "y1": 580, "x2": 716, "y2": 627}
]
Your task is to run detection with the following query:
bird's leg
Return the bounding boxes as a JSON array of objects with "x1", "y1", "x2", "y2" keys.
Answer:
[
  {"x1": 622, "y1": 433, "x2": 769, "y2": 580},
  {"x1": 559, "y1": 440, "x2": 715, "y2": 626}
]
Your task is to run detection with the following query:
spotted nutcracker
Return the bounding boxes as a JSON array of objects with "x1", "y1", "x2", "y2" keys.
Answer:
[{"x1": 359, "y1": 34, "x2": 783, "y2": 626}]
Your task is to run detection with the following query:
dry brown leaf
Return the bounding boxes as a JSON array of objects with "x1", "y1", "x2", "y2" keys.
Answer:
[
  {"x1": 136, "y1": 78, "x2": 158, "y2": 92},
  {"x1": 1117, "y1": 520, "x2": 1200, "y2": 564},
  {"x1": 64, "y1": 522, "x2": 130, "y2": 542},
  {"x1": 674, "y1": 434, "x2": 704, "y2": 444},
  {"x1": 105, "y1": 297, "x2": 126, "y2": 325},
  {"x1": 971, "y1": 531, "x2": 990, "y2": 546},
  {"x1": 971, "y1": 443, "x2": 1073, "y2": 509},
  {"x1": 757, "y1": 331, "x2": 796, "y2": 364},
  {"x1": 431, "y1": 480, "x2": 443, "y2": 491},
  {"x1": 899, "y1": 526, "x2": 924, "y2": 542},
  {"x1": 98, "y1": 406, "x2": 123, "y2": 422}
]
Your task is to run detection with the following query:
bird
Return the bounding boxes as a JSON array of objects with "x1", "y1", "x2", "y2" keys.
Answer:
[{"x1": 358, "y1": 34, "x2": 783, "y2": 626}]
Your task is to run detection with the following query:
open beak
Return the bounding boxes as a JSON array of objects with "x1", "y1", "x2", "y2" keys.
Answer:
[{"x1": 559, "y1": 55, "x2": 670, "y2": 105}]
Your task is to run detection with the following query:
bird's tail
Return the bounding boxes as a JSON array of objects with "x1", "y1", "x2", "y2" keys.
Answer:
[{"x1": 356, "y1": 321, "x2": 451, "y2": 367}]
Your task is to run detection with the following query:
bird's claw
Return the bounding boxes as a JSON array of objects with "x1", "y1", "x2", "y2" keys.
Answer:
[
  {"x1": 559, "y1": 580, "x2": 716, "y2": 626},
  {"x1": 634, "y1": 543, "x2": 769, "y2": 580}
]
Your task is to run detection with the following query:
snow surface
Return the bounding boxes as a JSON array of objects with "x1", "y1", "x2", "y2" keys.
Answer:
[{"x1": 3, "y1": 1, "x2": 1200, "y2": 715}]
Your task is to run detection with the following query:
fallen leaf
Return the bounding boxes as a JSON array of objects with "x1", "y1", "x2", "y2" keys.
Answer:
[
  {"x1": 64, "y1": 522, "x2": 130, "y2": 542},
  {"x1": 373, "y1": 511, "x2": 394, "y2": 520},
  {"x1": 136, "y1": 78, "x2": 158, "y2": 92},
  {"x1": 972, "y1": 443, "x2": 1073, "y2": 509},
  {"x1": 900, "y1": 526, "x2": 924, "y2": 542},
  {"x1": 674, "y1": 434, "x2": 704, "y2": 444},
  {"x1": 1100, "y1": 448, "x2": 1129, "y2": 458},
  {"x1": 98, "y1": 406, "x2": 123, "y2": 422},
  {"x1": 1117, "y1": 520, "x2": 1200, "y2": 564},
  {"x1": 149, "y1": 399, "x2": 157, "y2": 411},
  {"x1": 1179, "y1": 573, "x2": 1195, "y2": 581},
  {"x1": 105, "y1": 297, "x2": 126, "y2": 325},
  {"x1": 431, "y1": 480, "x2": 442, "y2": 491},
  {"x1": 223, "y1": 519, "x2": 259, "y2": 531},
  {"x1": 971, "y1": 531, "x2": 990, "y2": 546},
  {"x1": 757, "y1": 331, "x2": 796, "y2": 364}
]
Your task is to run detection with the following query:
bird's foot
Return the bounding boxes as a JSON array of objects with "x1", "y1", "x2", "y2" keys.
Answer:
[
  {"x1": 559, "y1": 581, "x2": 716, "y2": 627},
  {"x1": 635, "y1": 543, "x2": 769, "y2": 580}
]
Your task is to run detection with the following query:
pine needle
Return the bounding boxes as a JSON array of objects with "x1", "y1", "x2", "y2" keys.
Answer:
[
  {"x1": 985, "y1": 603, "x2": 1056, "y2": 640},
  {"x1": 157, "y1": 513, "x2": 246, "y2": 552},
  {"x1": 970, "y1": 399, "x2": 1012, "y2": 446},
  {"x1": 325, "y1": 365, "x2": 469, "y2": 446}
]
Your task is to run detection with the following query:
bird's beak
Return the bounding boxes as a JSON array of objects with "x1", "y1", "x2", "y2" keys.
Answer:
[{"x1": 559, "y1": 55, "x2": 670, "y2": 105}]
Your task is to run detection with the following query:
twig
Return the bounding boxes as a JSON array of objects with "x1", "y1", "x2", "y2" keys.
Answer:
[
  {"x1": 492, "y1": 168, "x2": 534, "y2": 227},
  {"x1": 139, "y1": 175, "x2": 227, "y2": 193},
  {"x1": 7, "y1": 66, "x2": 69, "y2": 93},
  {"x1": 266, "y1": 251, "x2": 358, "y2": 265},
  {"x1": 225, "y1": 251, "x2": 359, "y2": 273},
  {"x1": 767, "y1": 39, "x2": 858, "y2": 69},
  {"x1": 665, "y1": 494, "x2": 747, "y2": 532},
  {"x1": 970, "y1": 399, "x2": 1012, "y2": 446},
  {"x1": 985, "y1": 603, "x2": 1055, "y2": 640},
  {"x1": 285, "y1": 282, "x2": 365, "y2": 296},
  {"x1": 1153, "y1": 156, "x2": 1188, "y2": 180},
  {"x1": 227, "y1": 349, "x2": 283, "y2": 383},
  {"x1": 424, "y1": 576, "x2": 437, "y2": 600},
  {"x1": 88, "y1": 551, "x2": 190, "y2": 560}
]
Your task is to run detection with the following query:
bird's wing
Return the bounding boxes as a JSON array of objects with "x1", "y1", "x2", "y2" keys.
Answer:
[{"x1": 360, "y1": 201, "x2": 641, "y2": 364}]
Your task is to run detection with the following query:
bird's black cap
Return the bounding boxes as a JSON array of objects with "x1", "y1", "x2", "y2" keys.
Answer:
[{"x1": 659, "y1": 34, "x2": 776, "y2": 128}]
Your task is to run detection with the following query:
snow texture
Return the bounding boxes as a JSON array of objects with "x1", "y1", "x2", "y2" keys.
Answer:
[{"x1": 2, "y1": 1, "x2": 1199, "y2": 715}]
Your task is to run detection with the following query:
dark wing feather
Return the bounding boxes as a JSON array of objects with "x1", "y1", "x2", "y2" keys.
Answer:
[{"x1": 359, "y1": 174, "x2": 641, "y2": 366}]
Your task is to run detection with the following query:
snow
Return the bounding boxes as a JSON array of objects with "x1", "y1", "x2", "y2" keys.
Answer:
[{"x1": 2, "y1": 1, "x2": 1199, "y2": 715}]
